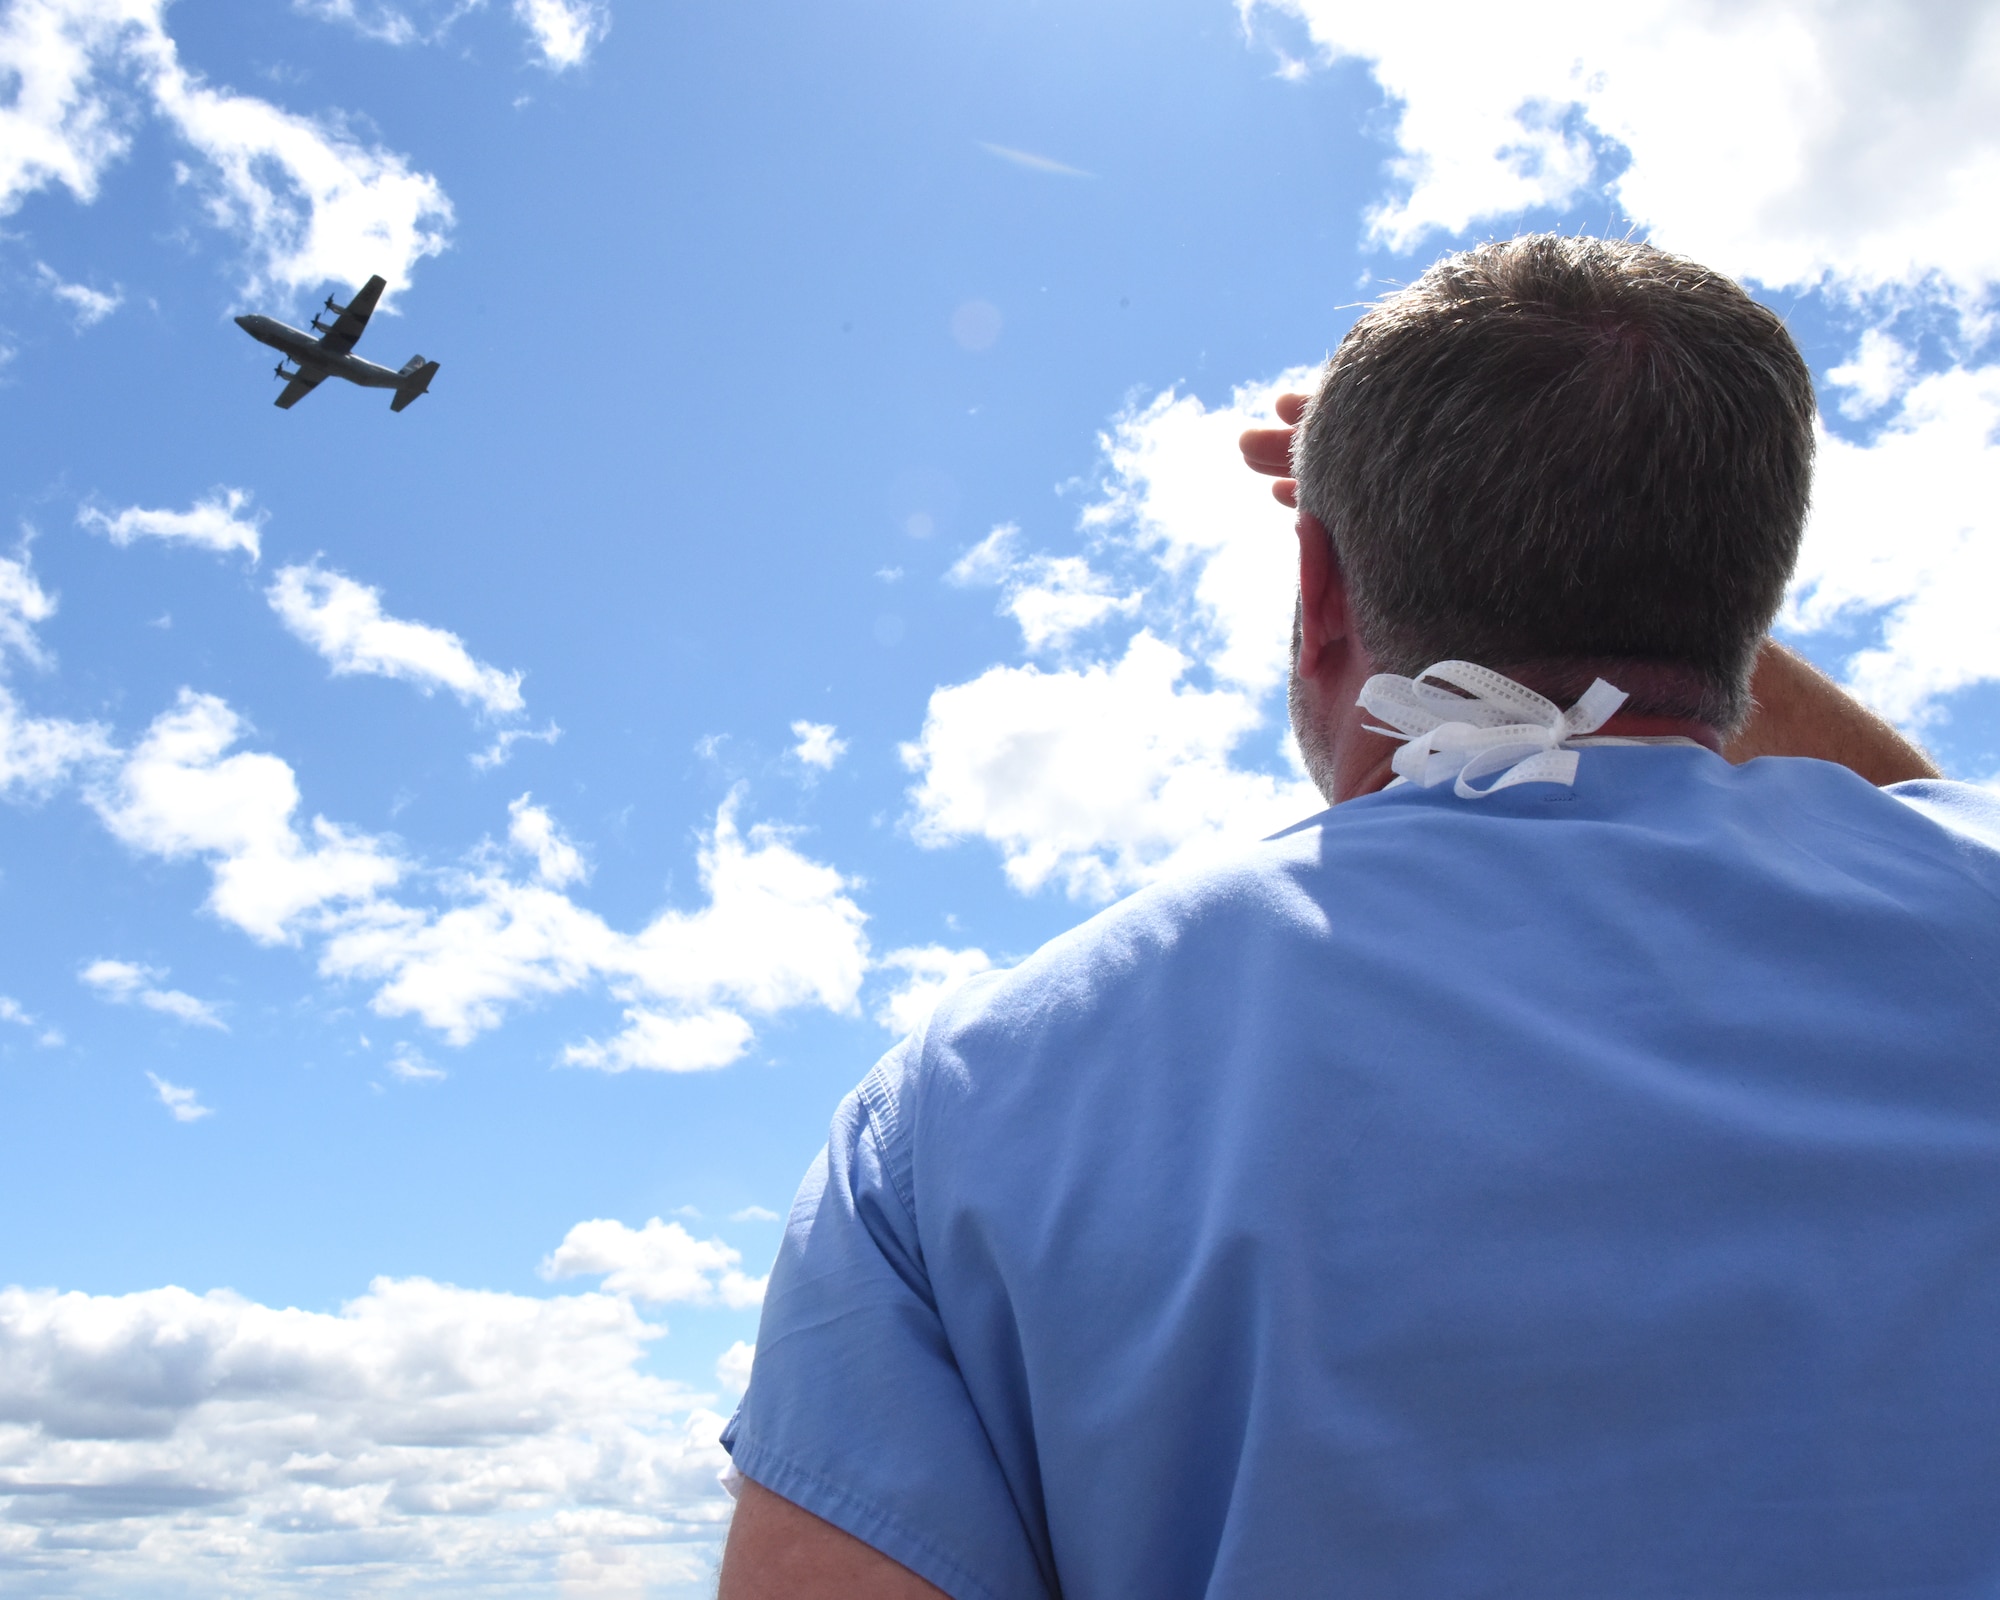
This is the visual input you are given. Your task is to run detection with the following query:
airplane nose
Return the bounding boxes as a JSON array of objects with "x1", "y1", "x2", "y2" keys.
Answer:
[{"x1": 234, "y1": 315, "x2": 253, "y2": 330}]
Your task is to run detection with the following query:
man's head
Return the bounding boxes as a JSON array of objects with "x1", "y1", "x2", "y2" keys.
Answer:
[{"x1": 1291, "y1": 234, "x2": 1815, "y2": 734}]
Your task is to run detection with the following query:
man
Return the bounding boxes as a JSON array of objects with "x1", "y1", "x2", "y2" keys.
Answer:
[{"x1": 719, "y1": 236, "x2": 2000, "y2": 1598}]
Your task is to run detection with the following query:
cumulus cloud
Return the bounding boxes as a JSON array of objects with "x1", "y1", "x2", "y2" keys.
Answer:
[
  {"x1": 873, "y1": 943, "x2": 995, "y2": 1035},
  {"x1": 321, "y1": 790, "x2": 868, "y2": 1066},
  {"x1": 542, "y1": 1217, "x2": 766, "y2": 1309},
  {"x1": 291, "y1": 0, "x2": 425, "y2": 46},
  {"x1": 387, "y1": 1040, "x2": 443, "y2": 1080},
  {"x1": 789, "y1": 719, "x2": 847, "y2": 771},
  {"x1": 88, "y1": 689, "x2": 404, "y2": 944},
  {"x1": 471, "y1": 717, "x2": 560, "y2": 771},
  {"x1": 1247, "y1": 0, "x2": 2000, "y2": 298},
  {"x1": 0, "y1": 994, "x2": 63, "y2": 1047},
  {"x1": 145, "y1": 1069, "x2": 212, "y2": 1120},
  {"x1": 507, "y1": 792, "x2": 586, "y2": 886},
  {"x1": 0, "y1": 549, "x2": 57, "y2": 668},
  {"x1": 296, "y1": 0, "x2": 610, "y2": 68},
  {"x1": 715, "y1": 1337, "x2": 755, "y2": 1394},
  {"x1": 267, "y1": 564, "x2": 525, "y2": 717},
  {"x1": 0, "y1": 0, "x2": 451, "y2": 300},
  {"x1": 0, "y1": 552, "x2": 113, "y2": 798},
  {"x1": 513, "y1": 0, "x2": 608, "y2": 69},
  {"x1": 905, "y1": 373, "x2": 1322, "y2": 901},
  {"x1": 0, "y1": 1273, "x2": 732, "y2": 1591},
  {"x1": 1784, "y1": 362, "x2": 2000, "y2": 726},
  {"x1": 78, "y1": 487, "x2": 263, "y2": 560},
  {"x1": 561, "y1": 1006, "x2": 755, "y2": 1074},
  {"x1": 948, "y1": 523, "x2": 1143, "y2": 655},
  {"x1": 77, "y1": 692, "x2": 864, "y2": 1069},
  {"x1": 34, "y1": 259, "x2": 120, "y2": 325},
  {"x1": 80, "y1": 957, "x2": 226, "y2": 1029},
  {"x1": 1828, "y1": 330, "x2": 1921, "y2": 420},
  {"x1": 0, "y1": 684, "x2": 108, "y2": 799}
]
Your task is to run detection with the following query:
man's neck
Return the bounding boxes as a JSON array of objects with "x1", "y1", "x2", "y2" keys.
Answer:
[
  {"x1": 1582, "y1": 711, "x2": 1723, "y2": 752},
  {"x1": 1301, "y1": 661, "x2": 1724, "y2": 805}
]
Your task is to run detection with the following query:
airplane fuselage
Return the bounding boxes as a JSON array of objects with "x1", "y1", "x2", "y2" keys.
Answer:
[{"x1": 235, "y1": 314, "x2": 406, "y2": 388}]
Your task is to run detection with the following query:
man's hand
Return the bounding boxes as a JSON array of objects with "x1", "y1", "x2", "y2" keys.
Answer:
[
  {"x1": 718, "y1": 1477, "x2": 951, "y2": 1600},
  {"x1": 1238, "y1": 392, "x2": 1307, "y2": 508}
]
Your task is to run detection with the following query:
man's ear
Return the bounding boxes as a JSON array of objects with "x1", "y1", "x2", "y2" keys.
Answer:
[{"x1": 1295, "y1": 511, "x2": 1352, "y2": 680}]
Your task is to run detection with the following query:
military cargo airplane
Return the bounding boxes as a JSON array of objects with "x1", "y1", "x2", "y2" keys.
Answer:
[{"x1": 234, "y1": 274, "x2": 440, "y2": 411}]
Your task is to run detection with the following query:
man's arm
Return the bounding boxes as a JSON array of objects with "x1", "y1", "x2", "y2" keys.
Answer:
[
  {"x1": 719, "y1": 1478, "x2": 952, "y2": 1600},
  {"x1": 1726, "y1": 640, "x2": 1939, "y2": 784}
]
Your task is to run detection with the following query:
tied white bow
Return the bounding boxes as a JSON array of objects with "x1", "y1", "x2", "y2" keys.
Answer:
[{"x1": 1357, "y1": 661, "x2": 1629, "y2": 799}]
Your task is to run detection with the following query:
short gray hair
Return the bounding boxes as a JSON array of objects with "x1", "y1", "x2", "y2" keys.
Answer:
[{"x1": 1293, "y1": 235, "x2": 1815, "y2": 731}]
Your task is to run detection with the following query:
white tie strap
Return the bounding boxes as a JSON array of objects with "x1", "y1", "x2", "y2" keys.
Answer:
[{"x1": 1357, "y1": 661, "x2": 1630, "y2": 799}]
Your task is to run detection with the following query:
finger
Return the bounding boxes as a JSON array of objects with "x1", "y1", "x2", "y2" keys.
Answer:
[
  {"x1": 1239, "y1": 426, "x2": 1295, "y2": 477},
  {"x1": 1275, "y1": 392, "x2": 1308, "y2": 425},
  {"x1": 1273, "y1": 479, "x2": 1298, "y2": 509}
]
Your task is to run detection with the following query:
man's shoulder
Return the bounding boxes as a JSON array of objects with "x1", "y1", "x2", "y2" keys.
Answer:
[{"x1": 1882, "y1": 777, "x2": 2000, "y2": 854}]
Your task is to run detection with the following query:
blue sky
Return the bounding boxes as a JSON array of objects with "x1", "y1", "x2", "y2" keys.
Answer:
[{"x1": 3, "y1": 0, "x2": 1997, "y2": 1591}]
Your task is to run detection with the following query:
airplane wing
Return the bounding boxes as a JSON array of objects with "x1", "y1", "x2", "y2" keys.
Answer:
[
  {"x1": 274, "y1": 368, "x2": 327, "y2": 409},
  {"x1": 317, "y1": 274, "x2": 387, "y2": 355}
]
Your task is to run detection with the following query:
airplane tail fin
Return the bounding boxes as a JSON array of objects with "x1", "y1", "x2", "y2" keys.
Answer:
[{"x1": 390, "y1": 357, "x2": 439, "y2": 413}]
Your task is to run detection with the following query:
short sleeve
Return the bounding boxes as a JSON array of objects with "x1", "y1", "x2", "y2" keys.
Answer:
[{"x1": 720, "y1": 1047, "x2": 1050, "y2": 1600}]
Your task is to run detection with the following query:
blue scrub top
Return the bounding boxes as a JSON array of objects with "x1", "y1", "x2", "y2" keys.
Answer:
[{"x1": 725, "y1": 749, "x2": 2000, "y2": 1599}]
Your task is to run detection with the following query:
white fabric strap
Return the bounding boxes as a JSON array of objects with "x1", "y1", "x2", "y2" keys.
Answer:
[{"x1": 1356, "y1": 660, "x2": 1630, "y2": 800}]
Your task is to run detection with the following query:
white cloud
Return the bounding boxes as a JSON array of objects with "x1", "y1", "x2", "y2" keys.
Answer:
[
  {"x1": 512, "y1": 0, "x2": 607, "y2": 69},
  {"x1": 949, "y1": 523, "x2": 1143, "y2": 655},
  {"x1": 508, "y1": 792, "x2": 586, "y2": 886},
  {"x1": 789, "y1": 719, "x2": 847, "y2": 771},
  {"x1": 0, "y1": 683, "x2": 109, "y2": 800},
  {"x1": 905, "y1": 373, "x2": 1322, "y2": 901},
  {"x1": 80, "y1": 957, "x2": 226, "y2": 1029},
  {"x1": 1247, "y1": 0, "x2": 2000, "y2": 298},
  {"x1": 0, "y1": 1273, "x2": 732, "y2": 1591},
  {"x1": 89, "y1": 689, "x2": 404, "y2": 944},
  {"x1": 873, "y1": 944, "x2": 994, "y2": 1035},
  {"x1": 267, "y1": 563, "x2": 526, "y2": 717},
  {"x1": 715, "y1": 1338, "x2": 755, "y2": 1394},
  {"x1": 471, "y1": 717, "x2": 561, "y2": 771},
  {"x1": 35, "y1": 259, "x2": 120, "y2": 325},
  {"x1": 291, "y1": 0, "x2": 423, "y2": 47},
  {"x1": 0, "y1": 994, "x2": 63, "y2": 1047},
  {"x1": 320, "y1": 790, "x2": 869, "y2": 1062},
  {"x1": 728, "y1": 1205, "x2": 778, "y2": 1223},
  {"x1": 387, "y1": 1040, "x2": 444, "y2": 1080},
  {"x1": 0, "y1": 0, "x2": 452, "y2": 301},
  {"x1": 561, "y1": 1006, "x2": 756, "y2": 1074},
  {"x1": 145, "y1": 1069, "x2": 212, "y2": 1121},
  {"x1": 1783, "y1": 363, "x2": 2000, "y2": 727},
  {"x1": 296, "y1": 0, "x2": 609, "y2": 69},
  {"x1": 946, "y1": 522, "x2": 1023, "y2": 587},
  {"x1": 1828, "y1": 329, "x2": 1920, "y2": 419},
  {"x1": 0, "y1": 549, "x2": 57, "y2": 667},
  {"x1": 77, "y1": 487, "x2": 262, "y2": 559},
  {"x1": 978, "y1": 141, "x2": 1092, "y2": 179},
  {"x1": 0, "y1": 554, "x2": 112, "y2": 798},
  {"x1": 542, "y1": 1217, "x2": 766, "y2": 1309}
]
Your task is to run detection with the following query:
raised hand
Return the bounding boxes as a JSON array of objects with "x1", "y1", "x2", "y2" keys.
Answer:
[{"x1": 1237, "y1": 392, "x2": 1308, "y2": 508}]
